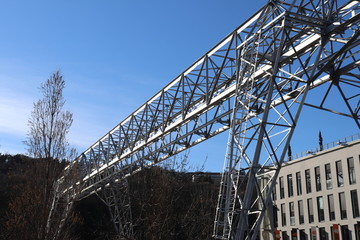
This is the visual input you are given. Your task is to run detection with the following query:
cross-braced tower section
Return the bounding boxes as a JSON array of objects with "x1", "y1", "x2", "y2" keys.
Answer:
[{"x1": 214, "y1": 0, "x2": 360, "y2": 239}]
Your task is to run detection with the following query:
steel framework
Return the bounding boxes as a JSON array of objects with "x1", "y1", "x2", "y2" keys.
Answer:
[{"x1": 46, "y1": 0, "x2": 360, "y2": 239}]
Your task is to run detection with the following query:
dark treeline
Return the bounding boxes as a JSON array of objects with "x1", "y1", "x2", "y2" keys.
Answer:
[
  {"x1": 0, "y1": 154, "x2": 67, "y2": 240},
  {"x1": 0, "y1": 155, "x2": 219, "y2": 240}
]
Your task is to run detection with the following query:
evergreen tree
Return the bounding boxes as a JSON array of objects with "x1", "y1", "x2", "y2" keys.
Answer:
[
  {"x1": 287, "y1": 145, "x2": 292, "y2": 161},
  {"x1": 319, "y1": 131, "x2": 323, "y2": 151}
]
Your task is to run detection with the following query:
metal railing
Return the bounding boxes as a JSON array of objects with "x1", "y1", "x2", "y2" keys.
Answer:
[{"x1": 289, "y1": 133, "x2": 360, "y2": 161}]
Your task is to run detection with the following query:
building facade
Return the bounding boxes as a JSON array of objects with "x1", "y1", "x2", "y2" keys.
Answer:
[{"x1": 268, "y1": 135, "x2": 360, "y2": 240}]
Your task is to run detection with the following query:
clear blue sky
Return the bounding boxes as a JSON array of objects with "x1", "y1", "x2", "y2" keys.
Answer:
[{"x1": 0, "y1": 0, "x2": 358, "y2": 171}]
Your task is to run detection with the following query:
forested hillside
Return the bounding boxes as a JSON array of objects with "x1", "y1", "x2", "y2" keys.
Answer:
[
  {"x1": 0, "y1": 154, "x2": 219, "y2": 240},
  {"x1": 0, "y1": 154, "x2": 67, "y2": 240}
]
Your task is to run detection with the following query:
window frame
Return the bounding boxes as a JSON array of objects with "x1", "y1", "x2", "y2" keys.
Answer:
[
  {"x1": 317, "y1": 196, "x2": 325, "y2": 222},
  {"x1": 339, "y1": 192, "x2": 347, "y2": 219},
  {"x1": 336, "y1": 160, "x2": 344, "y2": 187},
  {"x1": 347, "y1": 157, "x2": 356, "y2": 185},
  {"x1": 315, "y1": 166, "x2": 321, "y2": 191},
  {"x1": 325, "y1": 163, "x2": 332, "y2": 190},
  {"x1": 351, "y1": 190, "x2": 360, "y2": 218},
  {"x1": 328, "y1": 194, "x2": 335, "y2": 221},
  {"x1": 281, "y1": 203, "x2": 287, "y2": 226},
  {"x1": 298, "y1": 200, "x2": 304, "y2": 224},
  {"x1": 296, "y1": 171, "x2": 302, "y2": 195},
  {"x1": 287, "y1": 174, "x2": 294, "y2": 197},
  {"x1": 305, "y1": 169, "x2": 311, "y2": 193},
  {"x1": 307, "y1": 198, "x2": 314, "y2": 223},
  {"x1": 279, "y1": 176, "x2": 285, "y2": 199}
]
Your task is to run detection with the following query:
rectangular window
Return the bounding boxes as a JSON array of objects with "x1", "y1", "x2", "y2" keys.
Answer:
[
  {"x1": 341, "y1": 225, "x2": 350, "y2": 239},
  {"x1": 348, "y1": 157, "x2": 356, "y2": 184},
  {"x1": 291, "y1": 229, "x2": 297, "y2": 240},
  {"x1": 272, "y1": 185, "x2": 277, "y2": 200},
  {"x1": 299, "y1": 229, "x2": 306, "y2": 240},
  {"x1": 336, "y1": 160, "x2": 344, "y2": 187},
  {"x1": 319, "y1": 227, "x2": 327, "y2": 240},
  {"x1": 307, "y1": 198, "x2": 314, "y2": 223},
  {"x1": 325, "y1": 163, "x2": 332, "y2": 189},
  {"x1": 287, "y1": 174, "x2": 294, "y2": 197},
  {"x1": 305, "y1": 169, "x2": 311, "y2": 193},
  {"x1": 328, "y1": 194, "x2": 335, "y2": 221},
  {"x1": 317, "y1": 196, "x2": 325, "y2": 222},
  {"x1": 280, "y1": 177, "x2": 285, "y2": 199},
  {"x1": 273, "y1": 205, "x2": 278, "y2": 228},
  {"x1": 282, "y1": 231, "x2": 289, "y2": 240},
  {"x1": 289, "y1": 202, "x2": 295, "y2": 226},
  {"x1": 351, "y1": 190, "x2": 360, "y2": 218},
  {"x1": 298, "y1": 200, "x2": 304, "y2": 224},
  {"x1": 339, "y1": 192, "x2": 347, "y2": 219},
  {"x1": 355, "y1": 223, "x2": 360, "y2": 240},
  {"x1": 281, "y1": 203, "x2": 286, "y2": 226},
  {"x1": 296, "y1": 171, "x2": 302, "y2": 195},
  {"x1": 315, "y1": 166, "x2": 321, "y2": 191}
]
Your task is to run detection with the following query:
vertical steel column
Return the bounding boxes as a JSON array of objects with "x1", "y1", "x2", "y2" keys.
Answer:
[
  {"x1": 46, "y1": 163, "x2": 80, "y2": 240},
  {"x1": 98, "y1": 180, "x2": 134, "y2": 239}
]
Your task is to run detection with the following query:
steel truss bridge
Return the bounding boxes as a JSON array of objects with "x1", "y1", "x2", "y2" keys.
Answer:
[{"x1": 46, "y1": 0, "x2": 360, "y2": 239}]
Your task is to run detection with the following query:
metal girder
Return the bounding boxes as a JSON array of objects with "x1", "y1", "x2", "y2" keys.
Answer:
[{"x1": 47, "y1": 0, "x2": 360, "y2": 239}]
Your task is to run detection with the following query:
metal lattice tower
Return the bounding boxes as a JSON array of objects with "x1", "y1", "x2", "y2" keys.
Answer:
[
  {"x1": 46, "y1": 0, "x2": 360, "y2": 239},
  {"x1": 214, "y1": 0, "x2": 360, "y2": 239}
]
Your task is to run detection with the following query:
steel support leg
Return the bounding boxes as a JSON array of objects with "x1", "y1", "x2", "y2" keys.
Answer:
[{"x1": 98, "y1": 179, "x2": 134, "y2": 239}]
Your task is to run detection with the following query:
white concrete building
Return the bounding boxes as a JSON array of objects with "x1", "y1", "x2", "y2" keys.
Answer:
[{"x1": 269, "y1": 134, "x2": 360, "y2": 240}]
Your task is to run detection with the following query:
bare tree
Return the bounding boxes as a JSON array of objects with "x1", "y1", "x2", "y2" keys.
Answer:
[{"x1": 24, "y1": 70, "x2": 76, "y2": 160}]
